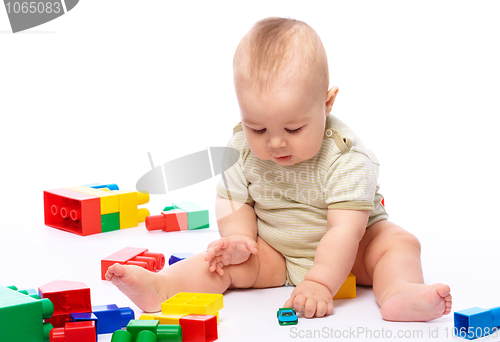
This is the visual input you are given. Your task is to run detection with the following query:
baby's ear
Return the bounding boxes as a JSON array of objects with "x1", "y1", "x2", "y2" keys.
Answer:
[{"x1": 325, "y1": 87, "x2": 339, "y2": 114}]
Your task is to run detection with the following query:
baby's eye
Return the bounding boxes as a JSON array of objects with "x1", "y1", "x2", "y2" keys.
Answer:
[
  {"x1": 285, "y1": 127, "x2": 302, "y2": 134},
  {"x1": 252, "y1": 128, "x2": 266, "y2": 134}
]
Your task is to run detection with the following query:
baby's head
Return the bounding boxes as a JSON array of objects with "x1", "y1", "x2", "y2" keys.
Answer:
[{"x1": 234, "y1": 17, "x2": 338, "y2": 165}]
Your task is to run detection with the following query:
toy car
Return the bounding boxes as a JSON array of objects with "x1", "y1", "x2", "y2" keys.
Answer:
[{"x1": 277, "y1": 308, "x2": 298, "y2": 326}]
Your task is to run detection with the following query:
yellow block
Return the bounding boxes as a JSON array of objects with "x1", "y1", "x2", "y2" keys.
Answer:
[
  {"x1": 333, "y1": 272, "x2": 356, "y2": 299},
  {"x1": 161, "y1": 293, "x2": 223, "y2": 322},
  {"x1": 112, "y1": 190, "x2": 150, "y2": 229},
  {"x1": 66, "y1": 186, "x2": 119, "y2": 214},
  {"x1": 140, "y1": 313, "x2": 186, "y2": 324}
]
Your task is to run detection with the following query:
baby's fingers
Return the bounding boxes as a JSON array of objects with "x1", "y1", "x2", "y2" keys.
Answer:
[
  {"x1": 208, "y1": 256, "x2": 221, "y2": 272},
  {"x1": 215, "y1": 261, "x2": 225, "y2": 276},
  {"x1": 291, "y1": 294, "x2": 307, "y2": 317},
  {"x1": 283, "y1": 294, "x2": 295, "y2": 309},
  {"x1": 245, "y1": 240, "x2": 259, "y2": 254},
  {"x1": 303, "y1": 297, "x2": 318, "y2": 318},
  {"x1": 315, "y1": 301, "x2": 329, "y2": 318},
  {"x1": 205, "y1": 241, "x2": 224, "y2": 261}
]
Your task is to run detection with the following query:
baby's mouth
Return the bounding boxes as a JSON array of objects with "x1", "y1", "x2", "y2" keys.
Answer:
[{"x1": 273, "y1": 155, "x2": 292, "y2": 162}]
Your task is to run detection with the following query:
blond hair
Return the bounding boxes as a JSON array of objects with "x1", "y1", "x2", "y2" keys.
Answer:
[{"x1": 234, "y1": 17, "x2": 329, "y2": 96}]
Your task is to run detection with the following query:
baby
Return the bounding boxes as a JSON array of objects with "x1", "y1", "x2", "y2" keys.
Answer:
[{"x1": 106, "y1": 17, "x2": 452, "y2": 322}]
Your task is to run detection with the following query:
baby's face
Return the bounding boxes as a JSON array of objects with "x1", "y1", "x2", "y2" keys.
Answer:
[{"x1": 237, "y1": 86, "x2": 330, "y2": 166}]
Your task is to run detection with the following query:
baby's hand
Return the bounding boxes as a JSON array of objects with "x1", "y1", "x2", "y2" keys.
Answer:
[
  {"x1": 284, "y1": 280, "x2": 334, "y2": 318},
  {"x1": 204, "y1": 234, "x2": 258, "y2": 276}
]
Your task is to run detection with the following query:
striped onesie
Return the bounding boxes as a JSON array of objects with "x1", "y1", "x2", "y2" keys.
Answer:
[{"x1": 216, "y1": 114, "x2": 388, "y2": 286}]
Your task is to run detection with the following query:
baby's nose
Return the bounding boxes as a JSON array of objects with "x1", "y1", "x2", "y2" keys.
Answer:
[{"x1": 268, "y1": 136, "x2": 287, "y2": 149}]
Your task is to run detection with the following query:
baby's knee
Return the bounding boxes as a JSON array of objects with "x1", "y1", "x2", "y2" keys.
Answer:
[
  {"x1": 395, "y1": 231, "x2": 421, "y2": 253},
  {"x1": 226, "y1": 254, "x2": 260, "y2": 288}
]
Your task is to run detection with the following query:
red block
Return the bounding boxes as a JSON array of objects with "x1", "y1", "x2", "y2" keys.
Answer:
[
  {"x1": 44, "y1": 188, "x2": 101, "y2": 236},
  {"x1": 101, "y1": 247, "x2": 166, "y2": 280},
  {"x1": 179, "y1": 314, "x2": 218, "y2": 342},
  {"x1": 145, "y1": 210, "x2": 188, "y2": 232},
  {"x1": 50, "y1": 321, "x2": 96, "y2": 342},
  {"x1": 38, "y1": 280, "x2": 92, "y2": 327}
]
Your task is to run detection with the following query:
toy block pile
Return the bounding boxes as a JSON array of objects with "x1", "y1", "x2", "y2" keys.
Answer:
[
  {"x1": 44, "y1": 183, "x2": 150, "y2": 236},
  {"x1": 101, "y1": 247, "x2": 166, "y2": 280},
  {"x1": 0, "y1": 285, "x2": 54, "y2": 342},
  {"x1": 145, "y1": 201, "x2": 209, "y2": 232},
  {"x1": 113, "y1": 316, "x2": 217, "y2": 342},
  {"x1": 140, "y1": 292, "x2": 223, "y2": 324},
  {"x1": 37, "y1": 280, "x2": 135, "y2": 341},
  {"x1": 122, "y1": 292, "x2": 223, "y2": 342}
]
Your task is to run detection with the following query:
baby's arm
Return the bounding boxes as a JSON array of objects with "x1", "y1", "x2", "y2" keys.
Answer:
[
  {"x1": 285, "y1": 209, "x2": 369, "y2": 318},
  {"x1": 204, "y1": 194, "x2": 258, "y2": 275}
]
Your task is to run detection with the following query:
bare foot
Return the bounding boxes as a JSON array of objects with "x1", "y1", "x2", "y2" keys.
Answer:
[
  {"x1": 379, "y1": 283, "x2": 452, "y2": 322},
  {"x1": 105, "y1": 263, "x2": 167, "y2": 312}
]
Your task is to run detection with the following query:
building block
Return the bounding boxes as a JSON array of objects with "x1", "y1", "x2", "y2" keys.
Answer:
[
  {"x1": 44, "y1": 188, "x2": 101, "y2": 236},
  {"x1": 70, "y1": 313, "x2": 98, "y2": 340},
  {"x1": 101, "y1": 247, "x2": 165, "y2": 280},
  {"x1": 67, "y1": 185, "x2": 120, "y2": 215},
  {"x1": 112, "y1": 329, "x2": 161, "y2": 342},
  {"x1": 44, "y1": 183, "x2": 150, "y2": 235},
  {"x1": 161, "y1": 293, "x2": 223, "y2": 322},
  {"x1": 179, "y1": 314, "x2": 217, "y2": 342},
  {"x1": 333, "y1": 272, "x2": 356, "y2": 299},
  {"x1": 169, "y1": 252, "x2": 194, "y2": 265},
  {"x1": 0, "y1": 285, "x2": 54, "y2": 342},
  {"x1": 101, "y1": 212, "x2": 121, "y2": 233},
  {"x1": 84, "y1": 183, "x2": 120, "y2": 191},
  {"x1": 50, "y1": 321, "x2": 96, "y2": 342},
  {"x1": 111, "y1": 330, "x2": 133, "y2": 342},
  {"x1": 139, "y1": 313, "x2": 187, "y2": 325},
  {"x1": 126, "y1": 320, "x2": 182, "y2": 342},
  {"x1": 454, "y1": 306, "x2": 500, "y2": 339},
  {"x1": 170, "y1": 202, "x2": 209, "y2": 230},
  {"x1": 92, "y1": 304, "x2": 135, "y2": 334},
  {"x1": 38, "y1": 280, "x2": 91, "y2": 328},
  {"x1": 146, "y1": 210, "x2": 188, "y2": 232},
  {"x1": 136, "y1": 330, "x2": 157, "y2": 342},
  {"x1": 114, "y1": 190, "x2": 150, "y2": 229}
]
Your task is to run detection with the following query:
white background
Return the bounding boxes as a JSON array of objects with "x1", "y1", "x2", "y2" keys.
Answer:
[{"x1": 1, "y1": 1, "x2": 500, "y2": 341}]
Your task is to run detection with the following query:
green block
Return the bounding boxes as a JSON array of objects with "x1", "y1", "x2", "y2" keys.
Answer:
[
  {"x1": 168, "y1": 201, "x2": 209, "y2": 230},
  {"x1": 137, "y1": 330, "x2": 157, "y2": 342},
  {"x1": 111, "y1": 330, "x2": 133, "y2": 342},
  {"x1": 126, "y1": 319, "x2": 159, "y2": 342},
  {"x1": 0, "y1": 285, "x2": 54, "y2": 342},
  {"x1": 101, "y1": 212, "x2": 120, "y2": 233},
  {"x1": 157, "y1": 325, "x2": 182, "y2": 342}
]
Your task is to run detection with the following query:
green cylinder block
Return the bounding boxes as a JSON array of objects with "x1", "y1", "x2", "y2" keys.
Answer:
[
  {"x1": 43, "y1": 323, "x2": 53, "y2": 342},
  {"x1": 40, "y1": 298, "x2": 54, "y2": 319},
  {"x1": 137, "y1": 330, "x2": 158, "y2": 342},
  {"x1": 157, "y1": 325, "x2": 182, "y2": 342},
  {"x1": 111, "y1": 330, "x2": 133, "y2": 342}
]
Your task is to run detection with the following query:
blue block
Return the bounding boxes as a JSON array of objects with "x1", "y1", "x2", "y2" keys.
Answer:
[
  {"x1": 169, "y1": 252, "x2": 194, "y2": 265},
  {"x1": 454, "y1": 306, "x2": 500, "y2": 339},
  {"x1": 71, "y1": 312, "x2": 98, "y2": 339},
  {"x1": 83, "y1": 183, "x2": 120, "y2": 191},
  {"x1": 92, "y1": 304, "x2": 135, "y2": 334}
]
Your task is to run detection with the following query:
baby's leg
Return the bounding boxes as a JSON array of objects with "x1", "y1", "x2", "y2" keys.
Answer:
[
  {"x1": 352, "y1": 220, "x2": 452, "y2": 322},
  {"x1": 106, "y1": 236, "x2": 286, "y2": 312}
]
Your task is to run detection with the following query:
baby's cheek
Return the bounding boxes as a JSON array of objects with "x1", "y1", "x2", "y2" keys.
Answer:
[{"x1": 247, "y1": 141, "x2": 267, "y2": 160}]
